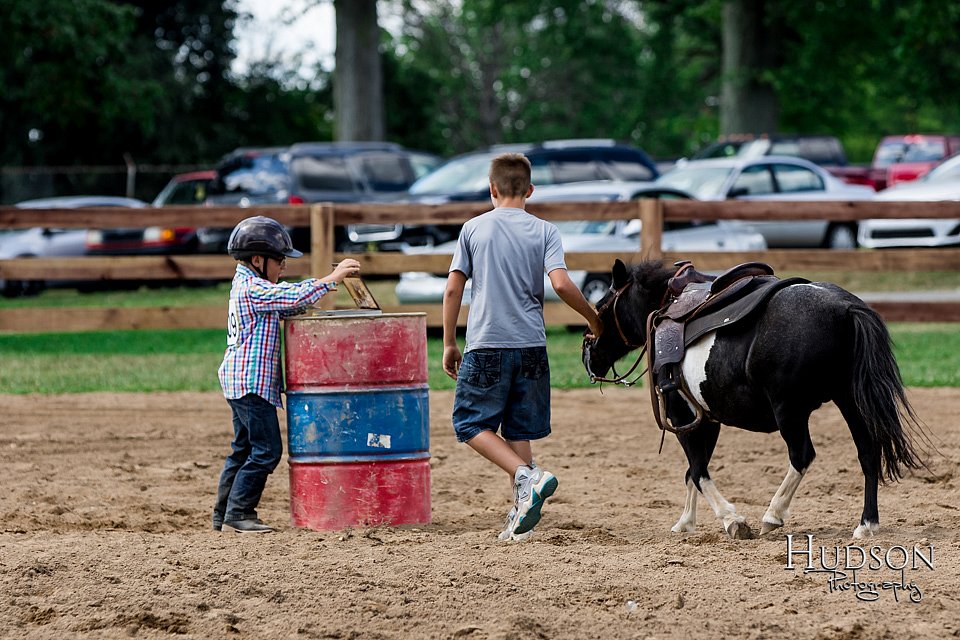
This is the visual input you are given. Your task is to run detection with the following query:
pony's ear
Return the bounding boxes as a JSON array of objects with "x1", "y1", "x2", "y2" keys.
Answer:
[{"x1": 612, "y1": 259, "x2": 629, "y2": 288}]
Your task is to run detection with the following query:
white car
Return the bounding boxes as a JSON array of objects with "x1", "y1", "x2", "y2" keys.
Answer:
[
  {"x1": 858, "y1": 154, "x2": 960, "y2": 248},
  {"x1": 655, "y1": 156, "x2": 875, "y2": 248},
  {"x1": 1, "y1": 196, "x2": 146, "y2": 296},
  {"x1": 395, "y1": 181, "x2": 767, "y2": 305}
]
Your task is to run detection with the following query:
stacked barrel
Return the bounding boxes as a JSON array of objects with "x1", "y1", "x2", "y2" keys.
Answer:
[{"x1": 283, "y1": 312, "x2": 430, "y2": 530}]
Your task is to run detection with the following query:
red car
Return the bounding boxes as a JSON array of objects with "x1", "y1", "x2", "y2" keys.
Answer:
[
  {"x1": 85, "y1": 171, "x2": 215, "y2": 255},
  {"x1": 879, "y1": 135, "x2": 960, "y2": 187},
  {"x1": 828, "y1": 134, "x2": 960, "y2": 191}
]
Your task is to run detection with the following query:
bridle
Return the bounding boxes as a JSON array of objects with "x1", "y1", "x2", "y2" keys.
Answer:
[{"x1": 583, "y1": 280, "x2": 648, "y2": 386}]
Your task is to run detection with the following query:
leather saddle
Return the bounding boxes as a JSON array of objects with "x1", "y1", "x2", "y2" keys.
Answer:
[{"x1": 647, "y1": 261, "x2": 807, "y2": 434}]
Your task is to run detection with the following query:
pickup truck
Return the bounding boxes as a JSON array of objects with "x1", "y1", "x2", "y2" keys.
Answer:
[{"x1": 828, "y1": 134, "x2": 960, "y2": 191}]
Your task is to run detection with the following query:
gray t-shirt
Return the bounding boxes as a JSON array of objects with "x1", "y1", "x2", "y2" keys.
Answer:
[{"x1": 449, "y1": 207, "x2": 566, "y2": 351}]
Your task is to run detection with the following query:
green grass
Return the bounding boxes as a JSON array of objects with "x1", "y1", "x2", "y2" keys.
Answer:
[
  {"x1": 0, "y1": 284, "x2": 233, "y2": 309},
  {"x1": 0, "y1": 330, "x2": 225, "y2": 393},
  {"x1": 0, "y1": 279, "x2": 402, "y2": 309},
  {"x1": 1, "y1": 279, "x2": 958, "y2": 392},
  {"x1": 0, "y1": 324, "x2": 957, "y2": 394},
  {"x1": 888, "y1": 323, "x2": 960, "y2": 387},
  {"x1": 3, "y1": 270, "x2": 960, "y2": 311}
]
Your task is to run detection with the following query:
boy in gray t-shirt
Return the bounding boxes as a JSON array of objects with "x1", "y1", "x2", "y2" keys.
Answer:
[{"x1": 442, "y1": 153, "x2": 602, "y2": 542}]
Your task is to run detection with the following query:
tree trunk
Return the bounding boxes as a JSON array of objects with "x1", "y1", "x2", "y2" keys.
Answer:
[
  {"x1": 720, "y1": 0, "x2": 779, "y2": 135},
  {"x1": 334, "y1": 0, "x2": 384, "y2": 141}
]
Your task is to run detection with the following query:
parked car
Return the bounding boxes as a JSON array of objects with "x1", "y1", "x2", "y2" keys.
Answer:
[
  {"x1": 690, "y1": 134, "x2": 849, "y2": 167},
  {"x1": 655, "y1": 156, "x2": 875, "y2": 248},
  {"x1": 2, "y1": 196, "x2": 147, "y2": 297},
  {"x1": 395, "y1": 139, "x2": 661, "y2": 249},
  {"x1": 858, "y1": 153, "x2": 960, "y2": 248},
  {"x1": 828, "y1": 134, "x2": 960, "y2": 191},
  {"x1": 152, "y1": 170, "x2": 216, "y2": 207},
  {"x1": 202, "y1": 142, "x2": 441, "y2": 252},
  {"x1": 85, "y1": 171, "x2": 216, "y2": 256},
  {"x1": 879, "y1": 135, "x2": 960, "y2": 188},
  {"x1": 395, "y1": 180, "x2": 766, "y2": 305}
]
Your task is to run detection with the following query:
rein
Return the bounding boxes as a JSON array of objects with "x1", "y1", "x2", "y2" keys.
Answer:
[{"x1": 585, "y1": 281, "x2": 648, "y2": 386}]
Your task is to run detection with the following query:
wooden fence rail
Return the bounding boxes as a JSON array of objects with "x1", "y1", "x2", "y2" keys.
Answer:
[{"x1": 2, "y1": 200, "x2": 960, "y2": 332}]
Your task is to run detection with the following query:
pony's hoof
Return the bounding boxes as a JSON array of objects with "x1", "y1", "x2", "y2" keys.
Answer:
[
  {"x1": 725, "y1": 520, "x2": 754, "y2": 540},
  {"x1": 671, "y1": 521, "x2": 696, "y2": 533},
  {"x1": 853, "y1": 521, "x2": 879, "y2": 539},
  {"x1": 760, "y1": 519, "x2": 783, "y2": 535}
]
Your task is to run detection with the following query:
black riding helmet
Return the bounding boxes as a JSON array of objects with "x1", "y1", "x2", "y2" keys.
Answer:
[{"x1": 227, "y1": 216, "x2": 303, "y2": 261}]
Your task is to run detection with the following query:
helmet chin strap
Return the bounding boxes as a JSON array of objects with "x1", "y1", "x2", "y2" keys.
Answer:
[{"x1": 250, "y1": 255, "x2": 270, "y2": 280}]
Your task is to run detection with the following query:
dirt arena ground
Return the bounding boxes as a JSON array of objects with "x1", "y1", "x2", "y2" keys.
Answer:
[{"x1": 1, "y1": 388, "x2": 958, "y2": 639}]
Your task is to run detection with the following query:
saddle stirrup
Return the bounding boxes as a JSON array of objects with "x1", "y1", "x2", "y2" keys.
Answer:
[{"x1": 654, "y1": 383, "x2": 704, "y2": 434}]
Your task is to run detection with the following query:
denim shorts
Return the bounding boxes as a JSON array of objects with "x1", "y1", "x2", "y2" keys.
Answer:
[{"x1": 452, "y1": 347, "x2": 551, "y2": 443}]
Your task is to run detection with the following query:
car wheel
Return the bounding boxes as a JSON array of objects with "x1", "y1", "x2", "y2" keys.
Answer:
[
  {"x1": 581, "y1": 274, "x2": 612, "y2": 305},
  {"x1": 824, "y1": 224, "x2": 858, "y2": 250}
]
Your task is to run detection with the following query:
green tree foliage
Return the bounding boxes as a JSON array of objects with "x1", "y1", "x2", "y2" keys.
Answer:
[
  {"x1": 390, "y1": 1, "x2": 669, "y2": 155},
  {"x1": 770, "y1": 0, "x2": 960, "y2": 161},
  {"x1": 0, "y1": 0, "x2": 334, "y2": 173},
  {"x1": 0, "y1": 0, "x2": 164, "y2": 164},
  {"x1": 5, "y1": 0, "x2": 960, "y2": 173},
  {"x1": 386, "y1": 0, "x2": 728, "y2": 158}
]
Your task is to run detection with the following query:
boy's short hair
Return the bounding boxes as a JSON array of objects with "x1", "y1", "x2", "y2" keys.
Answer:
[{"x1": 490, "y1": 153, "x2": 532, "y2": 197}]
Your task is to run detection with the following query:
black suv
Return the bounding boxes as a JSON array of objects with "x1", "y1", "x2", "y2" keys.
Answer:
[
  {"x1": 390, "y1": 139, "x2": 660, "y2": 247},
  {"x1": 202, "y1": 142, "x2": 441, "y2": 251}
]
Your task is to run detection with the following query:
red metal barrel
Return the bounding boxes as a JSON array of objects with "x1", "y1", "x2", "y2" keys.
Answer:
[{"x1": 284, "y1": 312, "x2": 430, "y2": 530}]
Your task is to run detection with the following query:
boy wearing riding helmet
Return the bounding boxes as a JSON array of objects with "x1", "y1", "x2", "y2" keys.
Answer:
[
  {"x1": 213, "y1": 215, "x2": 360, "y2": 533},
  {"x1": 442, "y1": 153, "x2": 602, "y2": 542}
]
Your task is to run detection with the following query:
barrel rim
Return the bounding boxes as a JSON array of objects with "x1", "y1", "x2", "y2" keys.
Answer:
[
  {"x1": 288, "y1": 452, "x2": 431, "y2": 464},
  {"x1": 285, "y1": 383, "x2": 429, "y2": 395},
  {"x1": 284, "y1": 311, "x2": 427, "y2": 320}
]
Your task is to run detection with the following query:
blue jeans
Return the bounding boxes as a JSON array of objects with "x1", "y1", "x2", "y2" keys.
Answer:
[
  {"x1": 213, "y1": 394, "x2": 283, "y2": 526},
  {"x1": 452, "y1": 347, "x2": 551, "y2": 443}
]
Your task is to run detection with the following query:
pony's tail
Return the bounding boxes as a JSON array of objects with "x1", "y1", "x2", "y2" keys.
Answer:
[{"x1": 848, "y1": 305, "x2": 925, "y2": 483}]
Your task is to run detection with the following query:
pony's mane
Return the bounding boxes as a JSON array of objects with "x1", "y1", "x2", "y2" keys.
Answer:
[{"x1": 629, "y1": 260, "x2": 674, "y2": 288}]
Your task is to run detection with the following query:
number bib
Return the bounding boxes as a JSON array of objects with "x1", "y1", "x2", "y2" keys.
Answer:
[{"x1": 227, "y1": 299, "x2": 240, "y2": 346}]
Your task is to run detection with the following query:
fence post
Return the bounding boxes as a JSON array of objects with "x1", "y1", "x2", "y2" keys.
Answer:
[
  {"x1": 639, "y1": 198, "x2": 663, "y2": 259},
  {"x1": 310, "y1": 203, "x2": 336, "y2": 310},
  {"x1": 123, "y1": 153, "x2": 137, "y2": 199}
]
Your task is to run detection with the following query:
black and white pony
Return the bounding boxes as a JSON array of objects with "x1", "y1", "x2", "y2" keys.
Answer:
[{"x1": 582, "y1": 259, "x2": 925, "y2": 539}]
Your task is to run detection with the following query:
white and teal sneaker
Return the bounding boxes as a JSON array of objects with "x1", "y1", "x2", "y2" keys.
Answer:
[{"x1": 512, "y1": 465, "x2": 558, "y2": 536}]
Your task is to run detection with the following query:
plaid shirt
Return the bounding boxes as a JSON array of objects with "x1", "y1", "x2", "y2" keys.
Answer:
[{"x1": 218, "y1": 264, "x2": 335, "y2": 408}]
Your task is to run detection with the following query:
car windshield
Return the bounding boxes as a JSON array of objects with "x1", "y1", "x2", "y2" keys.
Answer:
[
  {"x1": 408, "y1": 153, "x2": 494, "y2": 195},
  {"x1": 874, "y1": 139, "x2": 947, "y2": 168},
  {"x1": 408, "y1": 152, "x2": 441, "y2": 179},
  {"x1": 291, "y1": 155, "x2": 355, "y2": 191},
  {"x1": 655, "y1": 166, "x2": 732, "y2": 199},
  {"x1": 554, "y1": 220, "x2": 617, "y2": 235},
  {"x1": 222, "y1": 155, "x2": 289, "y2": 194},
  {"x1": 922, "y1": 154, "x2": 960, "y2": 182},
  {"x1": 693, "y1": 141, "x2": 745, "y2": 159}
]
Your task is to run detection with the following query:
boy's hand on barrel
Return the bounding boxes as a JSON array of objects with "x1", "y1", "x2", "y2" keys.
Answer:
[
  {"x1": 325, "y1": 259, "x2": 362, "y2": 284},
  {"x1": 442, "y1": 345, "x2": 462, "y2": 380}
]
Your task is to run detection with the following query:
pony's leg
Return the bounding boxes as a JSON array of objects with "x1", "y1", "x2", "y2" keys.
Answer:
[
  {"x1": 671, "y1": 474, "x2": 698, "y2": 533},
  {"x1": 677, "y1": 420, "x2": 752, "y2": 538},
  {"x1": 760, "y1": 466, "x2": 807, "y2": 535},
  {"x1": 672, "y1": 419, "x2": 719, "y2": 533},
  {"x1": 761, "y1": 410, "x2": 816, "y2": 535},
  {"x1": 698, "y1": 477, "x2": 753, "y2": 539},
  {"x1": 835, "y1": 398, "x2": 881, "y2": 539}
]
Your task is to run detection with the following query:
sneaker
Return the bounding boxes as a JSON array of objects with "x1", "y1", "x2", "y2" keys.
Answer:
[
  {"x1": 497, "y1": 506, "x2": 533, "y2": 542},
  {"x1": 222, "y1": 518, "x2": 274, "y2": 534},
  {"x1": 512, "y1": 466, "x2": 558, "y2": 536}
]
